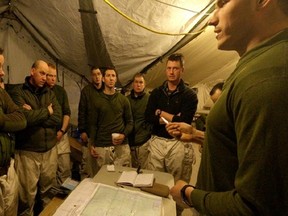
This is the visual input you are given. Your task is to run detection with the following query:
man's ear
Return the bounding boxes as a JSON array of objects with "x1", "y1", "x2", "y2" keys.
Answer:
[{"x1": 30, "y1": 68, "x2": 35, "y2": 76}]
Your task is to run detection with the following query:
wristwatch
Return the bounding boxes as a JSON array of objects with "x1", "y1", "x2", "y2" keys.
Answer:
[{"x1": 180, "y1": 185, "x2": 195, "y2": 207}]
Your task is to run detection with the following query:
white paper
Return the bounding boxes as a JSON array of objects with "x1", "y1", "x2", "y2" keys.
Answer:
[
  {"x1": 53, "y1": 178, "x2": 98, "y2": 216},
  {"x1": 54, "y1": 182, "x2": 162, "y2": 216},
  {"x1": 81, "y1": 184, "x2": 162, "y2": 216}
]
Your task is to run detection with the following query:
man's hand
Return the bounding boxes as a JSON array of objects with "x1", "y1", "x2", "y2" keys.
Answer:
[
  {"x1": 56, "y1": 130, "x2": 64, "y2": 141},
  {"x1": 23, "y1": 104, "x2": 32, "y2": 110},
  {"x1": 80, "y1": 132, "x2": 89, "y2": 144},
  {"x1": 90, "y1": 146, "x2": 99, "y2": 158},
  {"x1": 166, "y1": 122, "x2": 192, "y2": 139},
  {"x1": 166, "y1": 122, "x2": 205, "y2": 144},
  {"x1": 47, "y1": 103, "x2": 53, "y2": 115},
  {"x1": 112, "y1": 133, "x2": 125, "y2": 145},
  {"x1": 170, "y1": 180, "x2": 193, "y2": 208}
]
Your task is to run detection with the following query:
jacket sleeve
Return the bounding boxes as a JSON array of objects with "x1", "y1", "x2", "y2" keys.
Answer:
[
  {"x1": 172, "y1": 88, "x2": 198, "y2": 124},
  {"x1": 0, "y1": 90, "x2": 27, "y2": 132},
  {"x1": 145, "y1": 89, "x2": 160, "y2": 125},
  {"x1": 10, "y1": 87, "x2": 50, "y2": 126},
  {"x1": 62, "y1": 88, "x2": 71, "y2": 116},
  {"x1": 42, "y1": 90, "x2": 62, "y2": 128},
  {"x1": 11, "y1": 87, "x2": 61, "y2": 127},
  {"x1": 123, "y1": 97, "x2": 133, "y2": 137},
  {"x1": 78, "y1": 87, "x2": 88, "y2": 133}
]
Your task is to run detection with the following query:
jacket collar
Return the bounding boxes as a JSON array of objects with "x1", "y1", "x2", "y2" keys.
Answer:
[
  {"x1": 160, "y1": 79, "x2": 186, "y2": 95},
  {"x1": 23, "y1": 76, "x2": 48, "y2": 95},
  {"x1": 130, "y1": 89, "x2": 146, "y2": 99}
]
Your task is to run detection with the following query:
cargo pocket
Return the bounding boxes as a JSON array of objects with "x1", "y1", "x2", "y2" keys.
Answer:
[{"x1": 181, "y1": 143, "x2": 195, "y2": 182}]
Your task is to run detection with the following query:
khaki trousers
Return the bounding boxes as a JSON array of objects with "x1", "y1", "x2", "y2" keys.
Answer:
[
  {"x1": 146, "y1": 135, "x2": 195, "y2": 183},
  {"x1": 88, "y1": 143, "x2": 131, "y2": 177},
  {"x1": 56, "y1": 133, "x2": 71, "y2": 185},
  {"x1": 0, "y1": 159, "x2": 18, "y2": 216},
  {"x1": 15, "y1": 147, "x2": 57, "y2": 216},
  {"x1": 130, "y1": 142, "x2": 149, "y2": 169}
]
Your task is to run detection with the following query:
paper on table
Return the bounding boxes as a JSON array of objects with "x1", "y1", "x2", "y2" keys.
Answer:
[
  {"x1": 54, "y1": 180, "x2": 164, "y2": 216},
  {"x1": 53, "y1": 178, "x2": 98, "y2": 216},
  {"x1": 81, "y1": 183, "x2": 162, "y2": 216}
]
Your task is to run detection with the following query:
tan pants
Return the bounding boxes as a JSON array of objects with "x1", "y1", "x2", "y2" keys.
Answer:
[
  {"x1": 146, "y1": 135, "x2": 195, "y2": 183},
  {"x1": 56, "y1": 133, "x2": 71, "y2": 185},
  {"x1": 15, "y1": 147, "x2": 57, "y2": 216},
  {"x1": 79, "y1": 145, "x2": 88, "y2": 179},
  {"x1": 0, "y1": 159, "x2": 19, "y2": 216},
  {"x1": 88, "y1": 144, "x2": 131, "y2": 177},
  {"x1": 130, "y1": 142, "x2": 149, "y2": 169}
]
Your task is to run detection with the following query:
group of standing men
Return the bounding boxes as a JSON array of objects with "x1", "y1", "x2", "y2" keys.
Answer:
[
  {"x1": 0, "y1": 48, "x2": 200, "y2": 216},
  {"x1": 0, "y1": 54, "x2": 72, "y2": 215},
  {"x1": 78, "y1": 53, "x2": 199, "y2": 189},
  {"x1": 2, "y1": 0, "x2": 288, "y2": 215}
]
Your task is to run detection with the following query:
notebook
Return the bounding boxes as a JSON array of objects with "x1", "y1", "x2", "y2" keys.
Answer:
[{"x1": 116, "y1": 171, "x2": 154, "y2": 187}]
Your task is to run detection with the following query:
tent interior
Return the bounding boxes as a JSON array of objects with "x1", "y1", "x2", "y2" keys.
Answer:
[{"x1": 0, "y1": 0, "x2": 239, "y2": 125}]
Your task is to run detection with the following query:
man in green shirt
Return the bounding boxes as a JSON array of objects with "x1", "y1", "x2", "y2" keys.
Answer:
[
  {"x1": 78, "y1": 67, "x2": 103, "y2": 178},
  {"x1": 169, "y1": 0, "x2": 288, "y2": 215},
  {"x1": 89, "y1": 67, "x2": 133, "y2": 174},
  {"x1": 127, "y1": 73, "x2": 152, "y2": 168}
]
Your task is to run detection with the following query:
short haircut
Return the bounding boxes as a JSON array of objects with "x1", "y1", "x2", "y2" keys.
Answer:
[
  {"x1": 132, "y1": 73, "x2": 145, "y2": 82},
  {"x1": 31, "y1": 60, "x2": 41, "y2": 69},
  {"x1": 90, "y1": 66, "x2": 100, "y2": 73},
  {"x1": 31, "y1": 60, "x2": 47, "y2": 69},
  {"x1": 0, "y1": 48, "x2": 3, "y2": 55},
  {"x1": 101, "y1": 66, "x2": 117, "y2": 76},
  {"x1": 167, "y1": 53, "x2": 185, "y2": 68},
  {"x1": 209, "y1": 82, "x2": 224, "y2": 96},
  {"x1": 47, "y1": 62, "x2": 56, "y2": 69}
]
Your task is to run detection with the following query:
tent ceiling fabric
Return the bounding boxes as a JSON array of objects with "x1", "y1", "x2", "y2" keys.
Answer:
[
  {"x1": 0, "y1": 0, "x2": 240, "y2": 123},
  {"x1": 79, "y1": 0, "x2": 113, "y2": 69},
  {"x1": 94, "y1": 0, "x2": 214, "y2": 84},
  {"x1": 0, "y1": 0, "x2": 236, "y2": 87}
]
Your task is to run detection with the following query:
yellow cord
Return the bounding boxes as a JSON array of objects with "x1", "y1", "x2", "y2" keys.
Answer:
[{"x1": 103, "y1": 0, "x2": 210, "y2": 36}]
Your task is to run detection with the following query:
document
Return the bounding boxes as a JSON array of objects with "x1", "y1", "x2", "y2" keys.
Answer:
[
  {"x1": 54, "y1": 181, "x2": 163, "y2": 216},
  {"x1": 116, "y1": 171, "x2": 154, "y2": 187},
  {"x1": 81, "y1": 184, "x2": 162, "y2": 216},
  {"x1": 53, "y1": 178, "x2": 98, "y2": 216}
]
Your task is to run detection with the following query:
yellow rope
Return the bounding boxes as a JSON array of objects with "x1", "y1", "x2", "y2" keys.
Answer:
[{"x1": 103, "y1": 0, "x2": 209, "y2": 36}]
